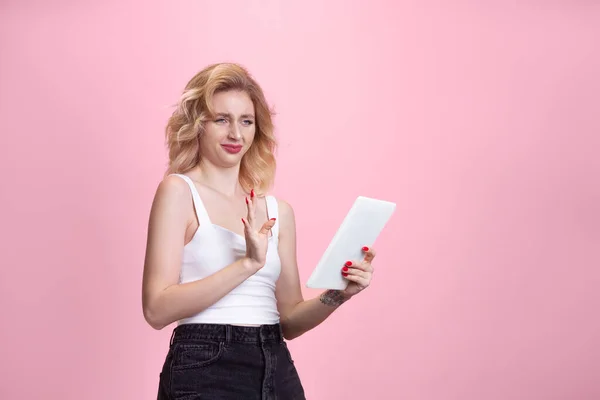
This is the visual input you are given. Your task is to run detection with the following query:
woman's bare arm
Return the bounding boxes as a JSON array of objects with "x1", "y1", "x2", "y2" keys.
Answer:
[
  {"x1": 141, "y1": 176, "x2": 258, "y2": 330},
  {"x1": 275, "y1": 200, "x2": 351, "y2": 340}
]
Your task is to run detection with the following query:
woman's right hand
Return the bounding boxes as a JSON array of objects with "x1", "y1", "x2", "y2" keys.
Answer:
[{"x1": 241, "y1": 189, "x2": 276, "y2": 272}]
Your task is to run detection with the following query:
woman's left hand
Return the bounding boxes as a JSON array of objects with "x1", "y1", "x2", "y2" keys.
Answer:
[{"x1": 341, "y1": 246, "x2": 376, "y2": 298}]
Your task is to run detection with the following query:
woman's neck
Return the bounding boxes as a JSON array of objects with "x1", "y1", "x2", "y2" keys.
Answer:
[{"x1": 192, "y1": 161, "x2": 244, "y2": 198}]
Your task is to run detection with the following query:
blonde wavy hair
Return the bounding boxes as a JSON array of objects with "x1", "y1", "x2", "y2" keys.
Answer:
[{"x1": 164, "y1": 63, "x2": 277, "y2": 195}]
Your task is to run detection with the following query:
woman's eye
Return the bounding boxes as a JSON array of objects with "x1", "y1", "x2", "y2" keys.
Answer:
[
  {"x1": 215, "y1": 118, "x2": 227, "y2": 124},
  {"x1": 242, "y1": 120, "x2": 254, "y2": 126}
]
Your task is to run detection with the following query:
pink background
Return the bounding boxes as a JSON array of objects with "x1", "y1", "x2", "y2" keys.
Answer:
[{"x1": 1, "y1": 1, "x2": 599, "y2": 399}]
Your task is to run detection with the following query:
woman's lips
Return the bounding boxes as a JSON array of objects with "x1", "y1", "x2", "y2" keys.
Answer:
[{"x1": 221, "y1": 144, "x2": 242, "y2": 154}]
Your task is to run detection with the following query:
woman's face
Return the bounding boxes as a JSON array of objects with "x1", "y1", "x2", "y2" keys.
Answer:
[{"x1": 199, "y1": 89, "x2": 256, "y2": 168}]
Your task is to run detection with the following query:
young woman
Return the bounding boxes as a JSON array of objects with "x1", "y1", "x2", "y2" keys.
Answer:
[{"x1": 142, "y1": 62, "x2": 376, "y2": 399}]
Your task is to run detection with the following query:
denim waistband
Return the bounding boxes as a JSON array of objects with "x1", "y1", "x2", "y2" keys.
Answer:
[{"x1": 170, "y1": 323, "x2": 284, "y2": 346}]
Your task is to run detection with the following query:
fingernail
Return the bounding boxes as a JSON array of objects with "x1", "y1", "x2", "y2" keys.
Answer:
[
  {"x1": 342, "y1": 272, "x2": 348, "y2": 277},
  {"x1": 345, "y1": 261, "x2": 352, "y2": 267},
  {"x1": 342, "y1": 266, "x2": 349, "y2": 272},
  {"x1": 241, "y1": 218, "x2": 245, "y2": 224},
  {"x1": 362, "y1": 246, "x2": 369, "y2": 251},
  {"x1": 270, "y1": 218, "x2": 276, "y2": 221},
  {"x1": 251, "y1": 189, "x2": 255, "y2": 197},
  {"x1": 245, "y1": 197, "x2": 248, "y2": 204}
]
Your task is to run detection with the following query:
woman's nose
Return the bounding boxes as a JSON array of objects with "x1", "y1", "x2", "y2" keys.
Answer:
[{"x1": 228, "y1": 125, "x2": 242, "y2": 140}]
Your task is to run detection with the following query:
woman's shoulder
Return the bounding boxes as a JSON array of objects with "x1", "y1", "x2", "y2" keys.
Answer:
[
  {"x1": 152, "y1": 174, "x2": 194, "y2": 207},
  {"x1": 263, "y1": 195, "x2": 295, "y2": 224},
  {"x1": 158, "y1": 173, "x2": 191, "y2": 192},
  {"x1": 146, "y1": 174, "x2": 195, "y2": 234}
]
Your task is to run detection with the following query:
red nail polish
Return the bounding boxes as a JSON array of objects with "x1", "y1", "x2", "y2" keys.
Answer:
[
  {"x1": 245, "y1": 197, "x2": 248, "y2": 204},
  {"x1": 345, "y1": 261, "x2": 352, "y2": 267},
  {"x1": 241, "y1": 218, "x2": 245, "y2": 224},
  {"x1": 251, "y1": 189, "x2": 255, "y2": 197},
  {"x1": 270, "y1": 218, "x2": 276, "y2": 221},
  {"x1": 362, "y1": 246, "x2": 369, "y2": 251},
  {"x1": 342, "y1": 266, "x2": 349, "y2": 272},
  {"x1": 342, "y1": 272, "x2": 348, "y2": 277}
]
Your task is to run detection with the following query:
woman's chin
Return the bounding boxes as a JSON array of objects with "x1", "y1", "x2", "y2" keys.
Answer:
[{"x1": 216, "y1": 154, "x2": 243, "y2": 168}]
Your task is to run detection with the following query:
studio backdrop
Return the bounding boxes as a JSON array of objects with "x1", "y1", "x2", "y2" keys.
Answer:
[{"x1": 1, "y1": 1, "x2": 599, "y2": 399}]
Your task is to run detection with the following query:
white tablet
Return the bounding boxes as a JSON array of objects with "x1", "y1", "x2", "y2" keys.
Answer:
[{"x1": 306, "y1": 196, "x2": 396, "y2": 290}]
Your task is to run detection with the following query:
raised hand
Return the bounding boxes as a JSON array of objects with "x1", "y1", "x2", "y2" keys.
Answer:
[{"x1": 241, "y1": 189, "x2": 276, "y2": 272}]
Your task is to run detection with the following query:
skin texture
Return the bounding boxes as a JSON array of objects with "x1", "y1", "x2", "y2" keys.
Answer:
[{"x1": 142, "y1": 89, "x2": 376, "y2": 338}]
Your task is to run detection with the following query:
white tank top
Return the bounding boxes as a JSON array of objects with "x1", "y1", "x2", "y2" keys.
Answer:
[{"x1": 171, "y1": 174, "x2": 281, "y2": 325}]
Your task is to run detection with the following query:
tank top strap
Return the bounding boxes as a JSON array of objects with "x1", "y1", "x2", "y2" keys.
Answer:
[
  {"x1": 169, "y1": 174, "x2": 212, "y2": 227},
  {"x1": 265, "y1": 195, "x2": 279, "y2": 239}
]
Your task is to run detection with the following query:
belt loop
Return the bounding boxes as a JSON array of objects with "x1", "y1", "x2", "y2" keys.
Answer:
[
  {"x1": 225, "y1": 325, "x2": 232, "y2": 343},
  {"x1": 169, "y1": 328, "x2": 176, "y2": 347},
  {"x1": 259, "y1": 325, "x2": 265, "y2": 344},
  {"x1": 278, "y1": 324, "x2": 284, "y2": 343}
]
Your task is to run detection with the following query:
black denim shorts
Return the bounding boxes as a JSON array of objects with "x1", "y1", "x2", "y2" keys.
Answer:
[{"x1": 157, "y1": 323, "x2": 306, "y2": 400}]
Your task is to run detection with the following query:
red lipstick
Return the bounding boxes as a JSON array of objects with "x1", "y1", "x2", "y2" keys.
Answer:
[{"x1": 221, "y1": 144, "x2": 242, "y2": 154}]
